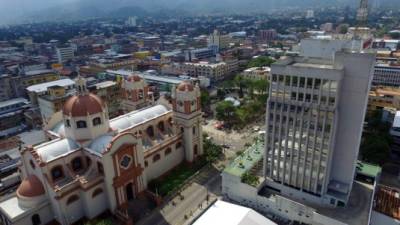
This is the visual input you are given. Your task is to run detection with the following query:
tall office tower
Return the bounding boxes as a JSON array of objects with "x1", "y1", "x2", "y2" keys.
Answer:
[
  {"x1": 264, "y1": 51, "x2": 375, "y2": 206},
  {"x1": 357, "y1": 0, "x2": 369, "y2": 26}
]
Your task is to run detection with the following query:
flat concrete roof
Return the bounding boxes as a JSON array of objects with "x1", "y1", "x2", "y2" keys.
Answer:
[
  {"x1": 311, "y1": 182, "x2": 373, "y2": 225},
  {"x1": 224, "y1": 141, "x2": 264, "y2": 177},
  {"x1": 356, "y1": 161, "x2": 381, "y2": 178},
  {"x1": 26, "y1": 79, "x2": 74, "y2": 93}
]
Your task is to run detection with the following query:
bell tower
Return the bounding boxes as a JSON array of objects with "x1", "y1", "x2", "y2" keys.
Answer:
[{"x1": 171, "y1": 81, "x2": 203, "y2": 162}]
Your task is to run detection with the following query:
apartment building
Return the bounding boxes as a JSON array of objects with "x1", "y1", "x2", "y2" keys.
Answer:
[
  {"x1": 180, "y1": 60, "x2": 238, "y2": 81},
  {"x1": 242, "y1": 67, "x2": 271, "y2": 80},
  {"x1": 373, "y1": 64, "x2": 400, "y2": 87}
]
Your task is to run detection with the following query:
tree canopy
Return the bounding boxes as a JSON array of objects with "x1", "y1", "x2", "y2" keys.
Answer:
[{"x1": 247, "y1": 56, "x2": 275, "y2": 68}]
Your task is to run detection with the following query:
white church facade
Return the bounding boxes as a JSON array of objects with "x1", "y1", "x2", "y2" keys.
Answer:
[{"x1": 0, "y1": 75, "x2": 203, "y2": 225}]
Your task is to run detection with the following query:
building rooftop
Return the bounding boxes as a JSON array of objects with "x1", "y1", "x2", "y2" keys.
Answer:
[
  {"x1": 356, "y1": 160, "x2": 382, "y2": 178},
  {"x1": 0, "y1": 98, "x2": 29, "y2": 109},
  {"x1": 26, "y1": 79, "x2": 74, "y2": 93},
  {"x1": 312, "y1": 181, "x2": 373, "y2": 225},
  {"x1": 374, "y1": 185, "x2": 400, "y2": 220},
  {"x1": 224, "y1": 140, "x2": 263, "y2": 177},
  {"x1": 24, "y1": 69, "x2": 55, "y2": 76},
  {"x1": 193, "y1": 200, "x2": 277, "y2": 225}
]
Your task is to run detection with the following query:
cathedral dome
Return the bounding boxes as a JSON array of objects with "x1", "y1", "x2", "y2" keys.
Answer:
[
  {"x1": 63, "y1": 93, "x2": 104, "y2": 117},
  {"x1": 17, "y1": 175, "x2": 45, "y2": 197},
  {"x1": 127, "y1": 74, "x2": 142, "y2": 82},
  {"x1": 177, "y1": 81, "x2": 194, "y2": 92}
]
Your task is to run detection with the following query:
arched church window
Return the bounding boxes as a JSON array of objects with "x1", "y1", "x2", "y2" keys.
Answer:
[
  {"x1": 76, "y1": 120, "x2": 87, "y2": 128},
  {"x1": 92, "y1": 117, "x2": 102, "y2": 126},
  {"x1": 147, "y1": 126, "x2": 154, "y2": 138},
  {"x1": 66, "y1": 195, "x2": 79, "y2": 205},
  {"x1": 51, "y1": 166, "x2": 64, "y2": 181},
  {"x1": 165, "y1": 148, "x2": 172, "y2": 156},
  {"x1": 71, "y1": 157, "x2": 83, "y2": 172},
  {"x1": 153, "y1": 154, "x2": 160, "y2": 163},
  {"x1": 158, "y1": 121, "x2": 165, "y2": 132},
  {"x1": 65, "y1": 119, "x2": 71, "y2": 127},
  {"x1": 31, "y1": 214, "x2": 41, "y2": 225},
  {"x1": 92, "y1": 188, "x2": 103, "y2": 198}
]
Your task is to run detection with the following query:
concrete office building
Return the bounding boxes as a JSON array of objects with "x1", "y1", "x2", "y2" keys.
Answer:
[
  {"x1": 264, "y1": 51, "x2": 376, "y2": 207},
  {"x1": 373, "y1": 64, "x2": 400, "y2": 87},
  {"x1": 56, "y1": 46, "x2": 75, "y2": 64}
]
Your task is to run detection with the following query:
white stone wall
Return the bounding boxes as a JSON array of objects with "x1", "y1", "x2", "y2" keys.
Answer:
[
  {"x1": 145, "y1": 144, "x2": 185, "y2": 181},
  {"x1": 222, "y1": 172, "x2": 346, "y2": 225},
  {"x1": 13, "y1": 203, "x2": 53, "y2": 225}
]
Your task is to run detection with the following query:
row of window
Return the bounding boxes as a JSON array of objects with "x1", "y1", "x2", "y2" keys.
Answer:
[
  {"x1": 65, "y1": 117, "x2": 102, "y2": 128},
  {"x1": 43, "y1": 157, "x2": 103, "y2": 182},
  {"x1": 271, "y1": 74, "x2": 337, "y2": 92},
  {"x1": 144, "y1": 142, "x2": 185, "y2": 167}
]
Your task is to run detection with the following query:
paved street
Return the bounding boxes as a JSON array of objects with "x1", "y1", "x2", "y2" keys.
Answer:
[{"x1": 137, "y1": 166, "x2": 221, "y2": 225}]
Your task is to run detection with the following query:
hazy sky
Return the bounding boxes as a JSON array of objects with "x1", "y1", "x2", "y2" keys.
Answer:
[{"x1": 0, "y1": 0, "x2": 76, "y2": 23}]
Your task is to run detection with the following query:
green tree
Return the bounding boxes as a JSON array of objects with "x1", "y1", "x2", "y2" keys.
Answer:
[
  {"x1": 200, "y1": 90, "x2": 211, "y2": 109},
  {"x1": 252, "y1": 79, "x2": 269, "y2": 95},
  {"x1": 234, "y1": 75, "x2": 246, "y2": 98},
  {"x1": 247, "y1": 56, "x2": 276, "y2": 68},
  {"x1": 338, "y1": 24, "x2": 349, "y2": 34},
  {"x1": 360, "y1": 134, "x2": 391, "y2": 165},
  {"x1": 203, "y1": 135, "x2": 223, "y2": 163},
  {"x1": 215, "y1": 101, "x2": 236, "y2": 123},
  {"x1": 241, "y1": 171, "x2": 260, "y2": 186}
]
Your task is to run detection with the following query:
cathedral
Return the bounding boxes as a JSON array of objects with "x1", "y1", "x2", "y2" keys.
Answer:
[{"x1": 0, "y1": 75, "x2": 203, "y2": 225}]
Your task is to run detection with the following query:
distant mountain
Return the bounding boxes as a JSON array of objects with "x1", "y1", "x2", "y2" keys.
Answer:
[{"x1": 2, "y1": 0, "x2": 400, "y2": 25}]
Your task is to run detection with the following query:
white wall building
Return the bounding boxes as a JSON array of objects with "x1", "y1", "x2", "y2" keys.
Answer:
[
  {"x1": 264, "y1": 51, "x2": 375, "y2": 207},
  {"x1": 242, "y1": 67, "x2": 271, "y2": 80},
  {"x1": 180, "y1": 60, "x2": 238, "y2": 81},
  {"x1": 56, "y1": 46, "x2": 75, "y2": 64},
  {"x1": 0, "y1": 77, "x2": 203, "y2": 225}
]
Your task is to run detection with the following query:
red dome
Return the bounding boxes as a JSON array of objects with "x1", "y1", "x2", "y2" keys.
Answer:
[
  {"x1": 177, "y1": 81, "x2": 194, "y2": 92},
  {"x1": 17, "y1": 175, "x2": 45, "y2": 197},
  {"x1": 63, "y1": 93, "x2": 104, "y2": 117},
  {"x1": 127, "y1": 75, "x2": 142, "y2": 82}
]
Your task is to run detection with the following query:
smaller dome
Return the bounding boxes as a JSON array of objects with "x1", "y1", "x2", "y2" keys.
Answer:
[
  {"x1": 177, "y1": 81, "x2": 194, "y2": 92},
  {"x1": 17, "y1": 175, "x2": 45, "y2": 197},
  {"x1": 63, "y1": 93, "x2": 104, "y2": 117},
  {"x1": 127, "y1": 75, "x2": 142, "y2": 82}
]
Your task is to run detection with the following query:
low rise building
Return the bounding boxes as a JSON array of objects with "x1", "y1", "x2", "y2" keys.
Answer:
[
  {"x1": 373, "y1": 64, "x2": 400, "y2": 87},
  {"x1": 37, "y1": 85, "x2": 75, "y2": 126},
  {"x1": 180, "y1": 60, "x2": 238, "y2": 81},
  {"x1": 0, "y1": 98, "x2": 30, "y2": 138},
  {"x1": 368, "y1": 87, "x2": 400, "y2": 113},
  {"x1": 27, "y1": 79, "x2": 75, "y2": 106},
  {"x1": 91, "y1": 80, "x2": 123, "y2": 118},
  {"x1": 242, "y1": 67, "x2": 271, "y2": 80},
  {"x1": 11, "y1": 69, "x2": 59, "y2": 98},
  {"x1": 371, "y1": 185, "x2": 400, "y2": 225}
]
